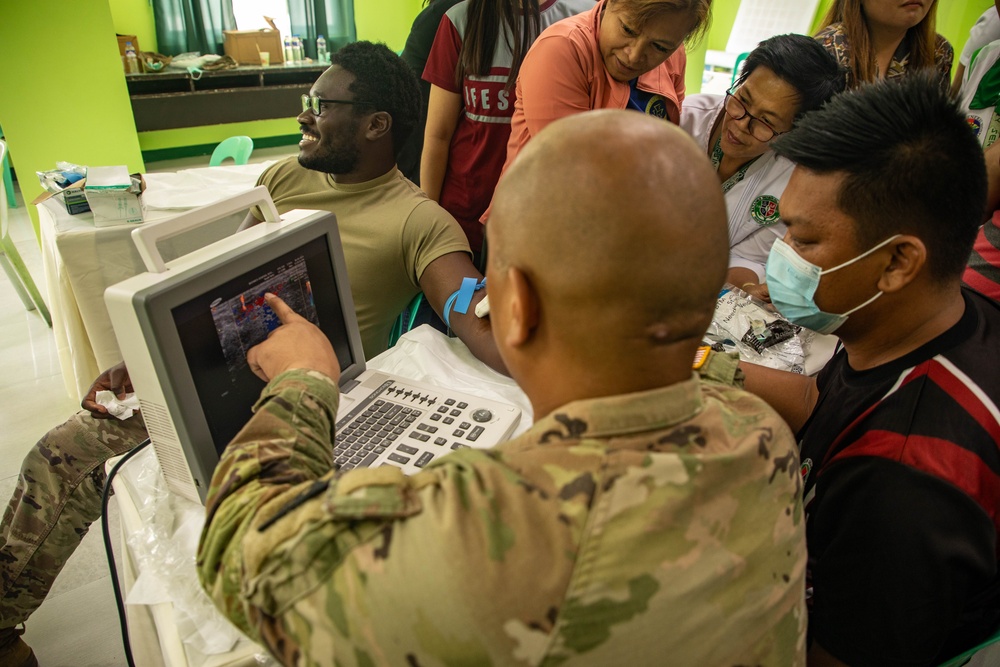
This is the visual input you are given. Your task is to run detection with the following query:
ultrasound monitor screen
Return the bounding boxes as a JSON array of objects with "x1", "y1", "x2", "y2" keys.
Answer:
[{"x1": 172, "y1": 235, "x2": 353, "y2": 452}]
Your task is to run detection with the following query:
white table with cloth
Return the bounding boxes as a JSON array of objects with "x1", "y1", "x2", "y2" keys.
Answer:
[{"x1": 37, "y1": 162, "x2": 274, "y2": 400}]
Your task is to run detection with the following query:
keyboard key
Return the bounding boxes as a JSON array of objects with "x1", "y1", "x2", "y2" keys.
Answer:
[
  {"x1": 416, "y1": 424, "x2": 429, "y2": 432},
  {"x1": 472, "y1": 408, "x2": 493, "y2": 423},
  {"x1": 457, "y1": 401, "x2": 468, "y2": 409},
  {"x1": 444, "y1": 398, "x2": 456, "y2": 406},
  {"x1": 450, "y1": 409, "x2": 462, "y2": 417},
  {"x1": 374, "y1": 445, "x2": 386, "y2": 454},
  {"x1": 415, "y1": 452, "x2": 434, "y2": 468},
  {"x1": 434, "y1": 437, "x2": 447, "y2": 446},
  {"x1": 359, "y1": 451, "x2": 380, "y2": 468},
  {"x1": 451, "y1": 442, "x2": 468, "y2": 450},
  {"x1": 467, "y1": 425, "x2": 485, "y2": 442},
  {"x1": 453, "y1": 429, "x2": 466, "y2": 438},
  {"x1": 425, "y1": 426, "x2": 438, "y2": 434},
  {"x1": 430, "y1": 413, "x2": 442, "y2": 421},
  {"x1": 388, "y1": 452, "x2": 411, "y2": 464},
  {"x1": 387, "y1": 434, "x2": 399, "y2": 441},
  {"x1": 411, "y1": 410, "x2": 422, "y2": 417},
  {"x1": 397, "y1": 444, "x2": 418, "y2": 455},
  {"x1": 459, "y1": 422, "x2": 471, "y2": 430}
]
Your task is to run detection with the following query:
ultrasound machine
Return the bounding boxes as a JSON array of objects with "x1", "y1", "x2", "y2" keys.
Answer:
[{"x1": 105, "y1": 188, "x2": 520, "y2": 504}]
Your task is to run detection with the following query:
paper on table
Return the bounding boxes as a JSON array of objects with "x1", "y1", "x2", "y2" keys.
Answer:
[
  {"x1": 141, "y1": 162, "x2": 275, "y2": 210},
  {"x1": 95, "y1": 390, "x2": 141, "y2": 419}
]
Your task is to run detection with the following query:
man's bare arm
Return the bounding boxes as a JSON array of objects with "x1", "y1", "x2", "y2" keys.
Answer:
[
  {"x1": 739, "y1": 361, "x2": 819, "y2": 434},
  {"x1": 419, "y1": 251, "x2": 507, "y2": 375}
]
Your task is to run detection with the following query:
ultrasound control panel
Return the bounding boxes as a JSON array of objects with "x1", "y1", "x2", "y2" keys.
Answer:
[{"x1": 333, "y1": 379, "x2": 520, "y2": 475}]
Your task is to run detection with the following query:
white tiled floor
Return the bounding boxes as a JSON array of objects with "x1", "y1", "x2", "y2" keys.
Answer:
[
  {"x1": 0, "y1": 145, "x2": 296, "y2": 666},
  {"x1": 0, "y1": 185, "x2": 129, "y2": 666}
]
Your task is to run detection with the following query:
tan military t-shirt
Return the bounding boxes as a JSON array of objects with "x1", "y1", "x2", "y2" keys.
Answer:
[{"x1": 256, "y1": 158, "x2": 471, "y2": 357}]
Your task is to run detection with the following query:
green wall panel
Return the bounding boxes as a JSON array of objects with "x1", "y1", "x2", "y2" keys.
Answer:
[{"x1": 0, "y1": 0, "x2": 145, "y2": 237}]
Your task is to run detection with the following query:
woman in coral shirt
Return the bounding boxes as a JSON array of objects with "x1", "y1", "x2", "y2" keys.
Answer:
[{"x1": 483, "y1": 0, "x2": 711, "y2": 224}]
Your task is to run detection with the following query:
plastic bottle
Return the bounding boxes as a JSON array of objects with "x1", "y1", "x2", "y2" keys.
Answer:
[
  {"x1": 283, "y1": 35, "x2": 294, "y2": 65},
  {"x1": 125, "y1": 41, "x2": 140, "y2": 74},
  {"x1": 292, "y1": 35, "x2": 303, "y2": 64},
  {"x1": 316, "y1": 35, "x2": 328, "y2": 65}
]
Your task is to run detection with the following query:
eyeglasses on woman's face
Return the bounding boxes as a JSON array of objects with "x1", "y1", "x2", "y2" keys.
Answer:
[{"x1": 723, "y1": 90, "x2": 785, "y2": 143}]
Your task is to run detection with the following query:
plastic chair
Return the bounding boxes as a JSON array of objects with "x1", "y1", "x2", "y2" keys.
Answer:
[
  {"x1": 209, "y1": 135, "x2": 254, "y2": 166},
  {"x1": 388, "y1": 293, "x2": 425, "y2": 348},
  {"x1": 0, "y1": 140, "x2": 51, "y2": 326},
  {"x1": 937, "y1": 625, "x2": 1000, "y2": 667},
  {"x1": 0, "y1": 124, "x2": 16, "y2": 208}
]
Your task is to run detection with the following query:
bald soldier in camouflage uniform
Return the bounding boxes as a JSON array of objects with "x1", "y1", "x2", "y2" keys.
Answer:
[{"x1": 198, "y1": 112, "x2": 807, "y2": 665}]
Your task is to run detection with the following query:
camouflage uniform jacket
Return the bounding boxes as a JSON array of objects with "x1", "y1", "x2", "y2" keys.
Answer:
[{"x1": 198, "y1": 368, "x2": 807, "y2": 666}]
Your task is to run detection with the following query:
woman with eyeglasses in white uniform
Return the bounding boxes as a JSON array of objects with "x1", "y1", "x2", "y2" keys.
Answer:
[{"x1": 681, "y1": 34, "x2": 846, "y2": 301}]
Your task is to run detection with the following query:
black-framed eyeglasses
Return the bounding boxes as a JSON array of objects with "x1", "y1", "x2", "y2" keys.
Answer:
[
  {"x1": 301, "y1": 94, "x2": 357, "y2": 116},
  {"x1": 724, "y1": 90, "x2": 784, "y2": 142}
]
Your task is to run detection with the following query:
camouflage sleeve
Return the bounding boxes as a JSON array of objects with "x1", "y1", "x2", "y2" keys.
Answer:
[
  {"x1": 696, "y1": 349, "x2": 745, "y2": 388},
  {"x1": 196, "y1": 368, "x2": 341, "y2": 637}
]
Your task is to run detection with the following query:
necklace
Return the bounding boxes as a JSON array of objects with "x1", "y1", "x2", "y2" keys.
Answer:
[{"x1": 711, "y1": 135, "x2": 760, "y2": 194}]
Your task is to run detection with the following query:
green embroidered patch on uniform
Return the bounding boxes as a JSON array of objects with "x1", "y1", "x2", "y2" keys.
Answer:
[{"x1": 750, "y1": 195, "x2": 780, "y2": 226}]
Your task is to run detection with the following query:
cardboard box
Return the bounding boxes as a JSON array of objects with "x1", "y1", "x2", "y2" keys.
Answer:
[
  {"x1": 84, "y1": 166, "x2": 146, "y2": 226},
  {"x1": 117, "y1": 34, "x2": 143, "y2": 73},
  {"x1": 223, "y1": 30, "x2": 284, "y2": 66},
  {"x1": 62, "y1": 188, "x2": 91, "y2": 215},
  {"x1": 30, "y1": 180, "x2": 91, "y2": 215}
]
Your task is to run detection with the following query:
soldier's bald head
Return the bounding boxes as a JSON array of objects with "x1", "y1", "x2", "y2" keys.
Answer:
[{"x1": 487, "y1": 110, "x2": 727, "y2": 369}]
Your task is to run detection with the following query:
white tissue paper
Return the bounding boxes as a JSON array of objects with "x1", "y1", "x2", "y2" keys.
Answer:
[{"x1": 95, "y1": 391, "x2": 141, "y2": 419}]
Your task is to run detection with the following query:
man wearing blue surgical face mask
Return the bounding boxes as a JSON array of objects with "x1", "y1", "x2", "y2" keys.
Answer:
[
  {"x1": 740, "y1": 74, "x2": 1000, "y2": 667},
  {"x1": 765, "y1": 232, "x2": 900, "y2": 335}
]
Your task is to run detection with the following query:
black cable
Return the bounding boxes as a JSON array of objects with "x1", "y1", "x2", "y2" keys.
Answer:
[{"x1": 101, "y1": 437, "x2": 152, "y2": 667}]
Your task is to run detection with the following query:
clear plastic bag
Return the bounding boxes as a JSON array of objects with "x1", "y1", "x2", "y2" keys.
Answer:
[{"x1": 705, "y1": 283, "x2": 814, "y2": 374}]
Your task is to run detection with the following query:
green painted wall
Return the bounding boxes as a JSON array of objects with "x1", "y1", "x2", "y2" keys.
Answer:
[
  {"x1": 356, "y1": 0, "x2": 425, "y2": 52},
  {"x1": 108, "y1": 0, "x2": 158, "y2": 53},
  {"x1": 107, "y1": 0, "x2": 428, "y2": 154},
  {"x1": 938, "y1": 1, "x2": 993, "y2": 70},
  {"x1": 0, "y1": 1, "x2": 145, "y2": 237}
]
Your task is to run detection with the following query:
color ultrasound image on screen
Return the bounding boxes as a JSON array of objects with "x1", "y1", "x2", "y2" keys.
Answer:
[
  {"x1": 173, "y1": 235, "x2": 354, "y2": 453},
  {"x1": 210, "y1": 255, "x2": 319, "y2": 375}
]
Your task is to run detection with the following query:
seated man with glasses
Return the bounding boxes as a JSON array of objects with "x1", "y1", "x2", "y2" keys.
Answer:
[
  {"x1": 0, "y1": 40, "x2": 503, "y2": 667},
  {"x1": 681, "y1": 34, "x2": 845, "y2": 300},
  {"x1": 246, "y1": 41, "x2": 501, "y2": 366}
]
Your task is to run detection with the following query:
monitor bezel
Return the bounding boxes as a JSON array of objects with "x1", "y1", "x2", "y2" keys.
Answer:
[{"x1": 128, "y1": 211, "x2": 366, "y2": 494}]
